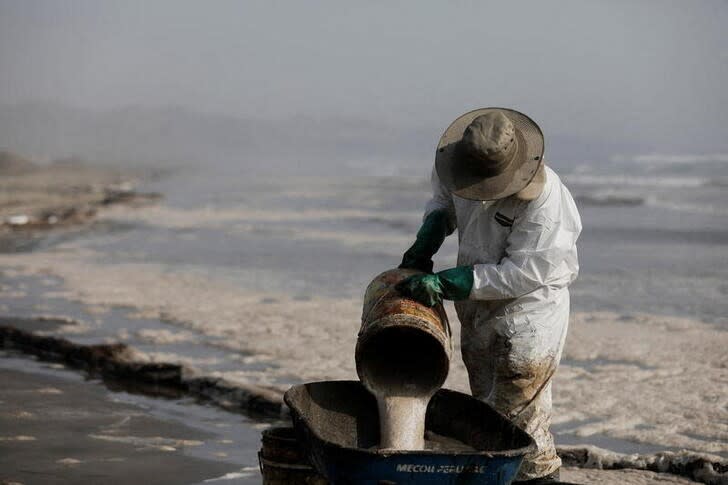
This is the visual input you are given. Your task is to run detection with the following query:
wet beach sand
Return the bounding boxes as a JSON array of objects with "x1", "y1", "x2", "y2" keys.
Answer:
[
  {"x1": 0, "y1": 354, "x2": 263, "y2": 485},
  {"x1": 1, "y1": 161, "x2": 725, "y2": 484}
]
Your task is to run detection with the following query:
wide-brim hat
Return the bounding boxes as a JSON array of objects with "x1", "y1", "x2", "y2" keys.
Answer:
[{"x1": 435, "y1": 107, "x2": 545, "y2": 201}]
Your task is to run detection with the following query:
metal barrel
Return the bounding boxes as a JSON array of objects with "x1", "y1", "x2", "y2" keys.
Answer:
[
  {"x1": 356, "y1": 268, "x2": 451, "y2": 397},
  {"x1": 258, "y1": 427, "x2": 327, "y2": 485}
]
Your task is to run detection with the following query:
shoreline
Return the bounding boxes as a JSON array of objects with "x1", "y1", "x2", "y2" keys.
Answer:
[
  {"x1": 0, "y1": 324, "x2": 284, "y2": 418},
  {"x1": 0, "y1": 158, "x2": 161, "y2": 252},
  {"x1": 1, "y1": 161, "x2": 725, "y2": 484},
  {"x1": 1, "y1": 321, "x2": 725, "y2": 485},
  {"x1": 3, "y1": 244, "x2": 721, "y2": 455}
]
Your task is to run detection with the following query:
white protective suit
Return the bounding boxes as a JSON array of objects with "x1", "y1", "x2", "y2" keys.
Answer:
[{"x1": 424, "y1": 164, "x2": 582, "y2": 480}]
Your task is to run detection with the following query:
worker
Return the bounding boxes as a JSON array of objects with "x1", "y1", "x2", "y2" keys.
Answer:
[{"x1": 396, "y1": 108, "x2": 582, "y2": 484}]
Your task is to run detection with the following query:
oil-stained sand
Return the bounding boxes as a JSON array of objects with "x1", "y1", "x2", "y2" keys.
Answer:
[
  {"x1": 1, "y1": 246, "x2": 725, "y2": 459},
  {"x1": 0, "y1": 171, "x2": 725, "y2": 483}
]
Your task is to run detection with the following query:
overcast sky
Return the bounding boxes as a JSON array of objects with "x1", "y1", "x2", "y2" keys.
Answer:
[{"x1": 1, "y1": 0, "x2": 726, "y2": 153}]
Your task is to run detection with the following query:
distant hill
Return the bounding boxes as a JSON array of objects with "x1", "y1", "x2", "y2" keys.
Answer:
[
  {"x1": 0, "y1": 149, "x2": 36, "y2": 174},
  {"x1": 0, "y1": 102, "x2": 438, "y2": 175},
  {"x1": 0, "y1": 102, "x2": 647, "y2": 176}
]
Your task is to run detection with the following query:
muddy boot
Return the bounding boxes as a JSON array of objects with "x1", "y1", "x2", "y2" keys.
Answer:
[{"x1": 512, "y1": 469, "x2": 581, "y2": 484}]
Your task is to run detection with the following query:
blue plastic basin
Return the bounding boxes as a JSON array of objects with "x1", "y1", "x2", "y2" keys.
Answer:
[{"x1": 284, "y1": 380, "x2": 536, "y2": 484}]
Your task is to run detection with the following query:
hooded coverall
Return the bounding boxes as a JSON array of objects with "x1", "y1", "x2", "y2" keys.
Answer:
[{"x1": 424, "y1": 165, "x2": 582, "y2": 480}]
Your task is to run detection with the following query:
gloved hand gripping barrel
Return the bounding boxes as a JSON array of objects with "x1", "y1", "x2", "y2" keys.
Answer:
[
  {"x1": 356, "y1": 268, "x2": 452, "y2": 449},
  {"x1": 357, "y1": 268, "x2": 452, "y2": 395}
]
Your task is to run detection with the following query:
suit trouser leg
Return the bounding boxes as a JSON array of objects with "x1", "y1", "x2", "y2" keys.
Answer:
[{"x1": 457, "y1": 300, "x2": 566, "y2": 481}]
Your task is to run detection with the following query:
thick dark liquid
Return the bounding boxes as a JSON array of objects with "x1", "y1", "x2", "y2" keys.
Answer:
[
  {"x1": 424, "y1": 430, "x2": 476, "y2": 453},
  {"x1": 370, "y1": 430, "x2": 476, "y2": 453}
]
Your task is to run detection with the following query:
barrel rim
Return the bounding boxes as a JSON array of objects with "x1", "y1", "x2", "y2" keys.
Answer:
[
  {"x1": 355, "y1": 315, "x2": 452, "y2": 391},
  {"x1": 356, "y1": 314, "x2": 452, "y2": 351}
]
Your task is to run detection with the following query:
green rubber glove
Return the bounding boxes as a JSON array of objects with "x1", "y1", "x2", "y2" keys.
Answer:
[
  {"x1": 395, "y1": 266, "x2": 474, "y2": 307},
  {"x1": 399, "y1": 210, "x2": 454, "y2": 273}
]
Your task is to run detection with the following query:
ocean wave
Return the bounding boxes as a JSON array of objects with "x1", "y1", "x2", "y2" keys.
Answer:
[
  {"x1": 611, "y1": 153, "x2": 728, "y2": 164},
  {"x1": 647, "y1": 200, "x2": 728, "y2": 217},
  {"x1": 574, "y1": 194, "x2": 647, "y2": 207},
  {"x1": 704, "y1": 177, "x2": 728, "y2": 188},
  {"x1": 564, "y1": 174, "x2": 707, "y2": 188},
  {"x1": 357, "y1": 215, "x2": 418, "y2": 233},
  {"x1": 574, "y1": 191, "x2": 728, "y2": 216}
]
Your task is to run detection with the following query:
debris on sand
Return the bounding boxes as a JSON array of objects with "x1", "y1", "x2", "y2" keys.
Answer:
[
  {"x1": 0, "y1": 324, "x2": 284, "y2": 418},
  {"x1": 558, "y1": 445, "x2": 727, "y2": 485},
  {"x1": 0, "y1": 150, "x2": 161, "y2": 235}
]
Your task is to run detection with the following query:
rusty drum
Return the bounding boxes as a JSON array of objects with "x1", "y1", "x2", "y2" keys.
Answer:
[
  {"x1": 258, "y1": 427, "x2": 327, "y2": 485},
  {"x1": 356, "y1": 268, "x2": 451, "y2": 397}
]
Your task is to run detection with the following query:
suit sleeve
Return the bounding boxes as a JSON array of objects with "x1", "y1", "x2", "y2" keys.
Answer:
[{"x1": 470, "y1": 191, "x2": 581, "y2": 300}]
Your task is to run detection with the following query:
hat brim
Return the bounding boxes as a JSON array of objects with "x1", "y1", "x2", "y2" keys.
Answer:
[{"x1": 435, "y1": 108, "x2": 545, "y2": 201}]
